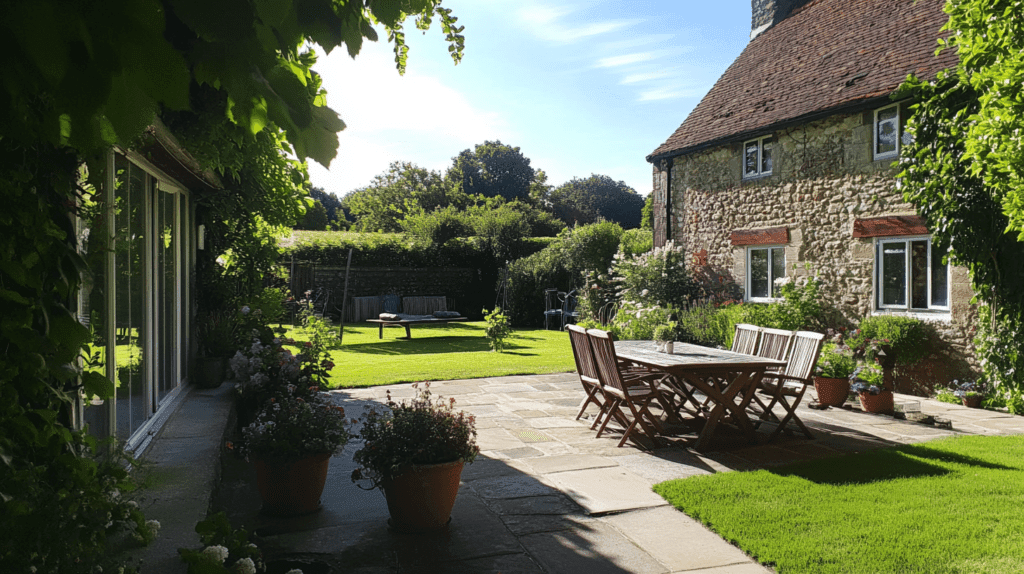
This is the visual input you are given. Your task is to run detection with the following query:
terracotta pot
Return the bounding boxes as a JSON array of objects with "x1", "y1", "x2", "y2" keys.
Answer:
[
  {"x1": 813, "y1": 376, "x2": 851, "y2": 407},
  {"x1": 962, "y1": 395, "x2": 982, "y2": 408},
  {"x1": 858, "y1": 390, "x2": 895, "y2": 414},
  {"x1": 254, "y1": 452, "x2": 331, "y2": 516},
  {"x1": 382, "y1": 460, "x2": 465, "y2": 532}
]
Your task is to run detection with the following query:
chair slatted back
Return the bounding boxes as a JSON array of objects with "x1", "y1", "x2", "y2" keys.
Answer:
[
  {"x1": 586, "y1": 329, "x2": 627, "y2": 394},
  {"x1": 567, "y1": 324, "x2": 600, "y2": 385},
  {"x1": 731, "y1": 324, "x2": 761, "y2": 355},
  {"x1": 783, "y1": 331, "x2": 826, "y2": 382},
  {"x1": 756, "y1": 328, "x2": 795, "y2": 362}
]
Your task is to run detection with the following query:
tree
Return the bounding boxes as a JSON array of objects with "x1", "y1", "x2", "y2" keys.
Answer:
[
  {"x1": 548, "y1": 174, "x2": 645, "y2": 228},
  {"x1": 309, "y1": 186, "x2": 344, "y2": 226},
  {"x1": 343, "y1": 161, "x2": 461, "y2": 232},
  {"x1": 641, "y1": 194, "x2": 654, "y2": 229},
  {"x1": 451, "y1": 140, "x2": 536, "y2": 202},
  {"x1": 897, "y1": 0, "x2": 1024, "y2": 396},
  {"x1": 298, "y1": 200, "x2": 329, "y2": 230}
]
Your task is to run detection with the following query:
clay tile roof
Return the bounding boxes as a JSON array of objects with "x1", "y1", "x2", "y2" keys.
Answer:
[{"x1": 648, "y1": 0, "x2": 957, "y2": 162}]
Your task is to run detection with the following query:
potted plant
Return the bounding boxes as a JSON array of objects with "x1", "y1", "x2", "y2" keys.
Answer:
[
  {"x1": 813, "y1": 344, "x2": 857, "y2": 407},
  {"x1": 653, "y1": 323, "x2": 676, "y2": 354},
  {"x1": 847, "y1": 316, "x2": 931, "y2": 394},
  {"x1": 233, "y1": 392, "x2": 349, "y2": 516},
  {"x1": 952, "y1": 379, "x2": 988, "y2": 408},
  {"x1": 850, "y1": 365, "x2": 894, "y2": 414},
  {"x1": 195, "y1": 309, "x2": 238, "y2": 388},
  {"x1": 351, "y1": 383, "x2": 479, "y2": 532}
]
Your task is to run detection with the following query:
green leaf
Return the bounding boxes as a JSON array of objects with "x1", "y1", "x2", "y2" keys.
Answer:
[{"x1": 82, "y1": 372, "x2": 115, "y2": 400}]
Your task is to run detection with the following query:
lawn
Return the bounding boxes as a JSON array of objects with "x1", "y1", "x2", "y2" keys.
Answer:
[
  {"x1": 653, "y1": 435, "x2": 1024, "y2": 574},
  {"x1": 287, "y1": 321, "x2": 576, "y2": 388}
]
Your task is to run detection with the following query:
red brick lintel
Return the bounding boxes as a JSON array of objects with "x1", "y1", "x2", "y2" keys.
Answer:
[
  {"x1": 852, "y1": 215, "x2": 928, "y2": 238},
  {"x1": 730, "y1": 227, "x2": 789, "y2": 246}
]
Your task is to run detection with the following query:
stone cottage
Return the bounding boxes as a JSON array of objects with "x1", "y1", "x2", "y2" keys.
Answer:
[{"x1": 646, "y1": 0, "x2": 971, "y2": 391}]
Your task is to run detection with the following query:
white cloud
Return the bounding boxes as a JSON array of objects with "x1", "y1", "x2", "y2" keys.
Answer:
[
  {"x1": 595, "y1": 52, "x2": 660, "y2": 68},
  {"x1": 637, "y1": 86, "x2": 703, "y2": 102},
  {"x1": 307, "y1": 41, "x2": 510, "y2": 194},
  {"x1": 620, "y1": 70, "x2": 672, "y2": 84},
  {"x1": 514, "y1": 3, "x2": 639, "y2": 44}
]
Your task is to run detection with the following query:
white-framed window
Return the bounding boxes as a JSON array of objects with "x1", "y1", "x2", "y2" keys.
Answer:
[
  {"x1": 743, "y1": 135, "x2": 773, "y2": 178},
  {"x1": 874, "y1": 104, "x2": 900, "y2": 160},
  {"x1": 746, "y1": 245, "x2": 786, "y2": 301},
  {"x1": 876, "y1": 236, "x2": 949, "y2": 311}
]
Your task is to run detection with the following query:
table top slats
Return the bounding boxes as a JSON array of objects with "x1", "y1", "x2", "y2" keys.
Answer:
[{"x1": 615, "y1": 340, "x2": 785, "y2": 370}]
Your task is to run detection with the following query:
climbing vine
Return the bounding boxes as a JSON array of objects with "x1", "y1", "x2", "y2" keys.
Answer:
[
  {"x1": 0, "y1": 1, "x2": 464, "y2": 571},
  {"x1": 896, "y1": 0, "x2": 1024, "y2": 395}
]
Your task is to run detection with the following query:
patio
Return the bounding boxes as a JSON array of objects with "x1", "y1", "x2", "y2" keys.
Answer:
[{"x1": 171, "y1": 373, "x2": 1024, "y2": 574}]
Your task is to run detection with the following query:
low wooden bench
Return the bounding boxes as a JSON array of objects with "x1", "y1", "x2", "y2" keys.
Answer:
[{"x1": 366, "y1": 316, "x2": 469, "y2": 339}]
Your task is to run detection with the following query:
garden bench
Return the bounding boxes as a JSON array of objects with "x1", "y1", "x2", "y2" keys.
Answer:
[{"x1": 366, "y1": 314, "x2": 468, "y2": 339}]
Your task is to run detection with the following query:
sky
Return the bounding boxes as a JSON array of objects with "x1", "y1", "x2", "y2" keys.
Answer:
[{"x1": 306, "y1": 0, "x2": 753, "y2": 199}]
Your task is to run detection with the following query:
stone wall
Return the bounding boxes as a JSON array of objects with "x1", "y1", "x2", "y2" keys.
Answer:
[
  {"x1": 661, "y1": 107, "x2": 978, "y2": 393},
  {"x1": 291, "y1": 265, "x2": 489, "y2": 322}
]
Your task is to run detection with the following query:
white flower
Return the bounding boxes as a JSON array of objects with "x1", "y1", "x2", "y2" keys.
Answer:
[
  {"x1": 773, "y1": 276, "x2": 793, "y2": 286},
  {"x1": 202, "y1": 545, "x2": 230, "y2": 564},
  {"x1": 234, "y1": 557, "x2": 257, "y2": 574},
  {"x1": 285, "y1": 570, "x2": 304, "y2": 574},
  {"x1": 126, "y1": 500, "x2": 139, "y2": 510},
  {"x1": 241, "y1": 306, "x2": 251, "y2": 315},
  {"x1": 145, "y1": 519, "x2": 161, "y2": 536}
]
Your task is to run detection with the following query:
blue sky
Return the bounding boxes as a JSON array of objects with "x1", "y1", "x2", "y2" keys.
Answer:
[{"x1": 307, "y1": 0, "x2": 752, "y2": 198}]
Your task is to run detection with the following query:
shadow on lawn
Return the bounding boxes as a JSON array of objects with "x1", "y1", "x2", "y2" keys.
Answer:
[{"x1": 772, "y1": 442, "x2": 1014, "y2": 486}]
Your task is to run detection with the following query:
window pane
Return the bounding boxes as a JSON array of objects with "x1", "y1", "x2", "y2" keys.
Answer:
[
  {"x1": 80, "y1": 169, "x2": 111, "y2": 440},
  {"x1": 749, "y1": 249, "x2": 769, "y2": 298},
  {"x1": 770, "y1": 247, "x2": 786, "y2": 297},
  {"x1": 931, "y1": 246, "x2": 949, "y2": 307},
  {"x1": 876, "y1": 107, "x2": 898, "y2": 155},
  {"x1": 158, "y1": 189, "x2": 177, "y2": 402},
  {"x1": 910, "y1": 240, "x2": 928, "y2": 309},
  {"x1": 744, "y1": 142, "x2": 759, "y2": 176},
  {"x1": 115, "y1": 157, "x2": 149, "y2": 441},
  {"x1": 881, "y1": 242, "x2": 906, "y2": 306},
  {"x1": 761, "y1": 137, "x2": 773, "y2": 173}
]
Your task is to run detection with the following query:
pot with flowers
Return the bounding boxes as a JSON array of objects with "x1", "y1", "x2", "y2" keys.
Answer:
[
  {"x1": 351, "y1": 383, "x2": 479, "y2": 532},
  {"x1": 234, "y1": 392, "x2": 349, "y2": 516},
  {"x1": 850, "y1": 365, "x2": 894, "y2": 414},
  {"x1": 952, "y1": 379, "x2": 988, "y2": 408},
  {"x1": 813, "y1": 343, "x2": 857, "y2": 407}
]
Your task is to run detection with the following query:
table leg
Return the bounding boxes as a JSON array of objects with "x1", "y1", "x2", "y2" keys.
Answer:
[
  {"x1": 378, "y1": 324, "x2": 384, "y2": 339},
  {"x1": 404, "y1": 325, "x2": 412, "y2": 338},
  {"x1": 676, "y1": 369, "x2": 761, "y2": 452}
]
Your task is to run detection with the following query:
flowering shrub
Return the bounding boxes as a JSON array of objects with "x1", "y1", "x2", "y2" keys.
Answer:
[
  {"x1": 847, "y1": 315, "x2": 931, "y2": 366},
  {"x1": 352, "y1": 383, "x2": 479, "y2": 490},
  {"x1": 178, "y1": 512, "x2": 266, "y2": 574},
  {"x1": 296, "y1": 292, "x2": 339, "y2": 389},
  {"x1": 850, "y1": 365, "x2": 886, "y2": 395},
  {"x1": 610, "y1": 240, "x2": 697, "y2": 312},
  {"x1": 234, "y1": 393, "x2": 349, "y2": 461},
  {"x1": 230, "y1": 337, "x2": 316, "y2": 408},
  {"x1": 951, "y1": 379, "x2": 989, "y2": 399},
  {"x1": 815, "y1": 343, "x2": 858, "y2": 379}
]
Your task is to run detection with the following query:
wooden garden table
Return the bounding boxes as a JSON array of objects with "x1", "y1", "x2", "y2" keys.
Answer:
[
  {"x1": 614, "y1": 340, "x2": 785, "y2": 452},
  {"x1": 366, "y1": 316, "x2": 468, "y2": 339}
]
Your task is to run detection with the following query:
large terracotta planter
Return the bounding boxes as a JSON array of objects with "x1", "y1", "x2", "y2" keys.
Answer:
[
  {"x1": 254, "y1": 452, "x2": 331, "y2": 516},
  {"x1": 858, "y1": 390, "x2": 895, "y2": 414},
  {"x1": 382, "y1": 460, "x2": 465, "y2": 532},
  {"x1": 813, "y1": 376, "x2": 851, "y2": 407}
]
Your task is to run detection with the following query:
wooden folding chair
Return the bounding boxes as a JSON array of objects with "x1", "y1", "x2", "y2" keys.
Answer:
[
  {"x1": 755, "y1": 327, "x2": 795, "y2": 366},
  {"x1": 567, "y1": 324, "x2": 607, "y2": 428},
  {"x1": 587, "y1": 329, "x2": 671, "y2": 449},
  {"x1": 753, "y1": 331, "x2": 825, "y2": 441},
  {"x1": 731, "y1": 323, "x2": 761, "y2": 355}
]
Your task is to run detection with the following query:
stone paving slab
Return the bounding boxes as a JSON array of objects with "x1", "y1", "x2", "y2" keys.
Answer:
[
  {"x1": 545, "y1": 466, "x2": 670, "y2": 515},
  {"x1": 604, "y1": 507, "x2": 770, "y2": 573},
  {"x1": 523, "y1": 453, "x2": 618, "y2": 475},
  {"x1": 519, "y1": 520, "x2": 669, "y2": 574}
]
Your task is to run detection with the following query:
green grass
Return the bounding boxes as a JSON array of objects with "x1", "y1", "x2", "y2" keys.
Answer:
[
  {"x1": 653, "y1": 435, "x2": 1024, "y2": 574},
  {"x1": 287, "y1": 321, "x2": 575, "y2": 388}
]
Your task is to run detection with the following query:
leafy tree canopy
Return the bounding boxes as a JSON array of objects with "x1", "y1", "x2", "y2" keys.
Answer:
[
  {"x1": 0, "y1": 0, "x2": 465, "y2": 165},
  {"x1": 897, "y1": 0, "x2": 1024, "y2": 393},
  {"x1": 309, "y1": 186, "x2": 344, "y2": 226},
  {"x1": 452, "y1": 140, "x2": 536, "y2": 202},
  {"x1": 343, "y1": 161, "x2": 467, "y2": 232},
  {"x1": 548, "y1": 174, "x2": 645, "y2": 229}
]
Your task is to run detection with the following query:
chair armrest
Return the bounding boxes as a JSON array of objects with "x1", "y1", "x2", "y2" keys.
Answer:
[{"x1": 760, "y1": 373, "x2": 811, "y2": 386}]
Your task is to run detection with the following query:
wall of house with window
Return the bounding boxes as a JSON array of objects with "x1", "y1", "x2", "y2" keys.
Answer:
[{"x1": 659, "y1": 103, "x2": 978, "y2": 384}]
